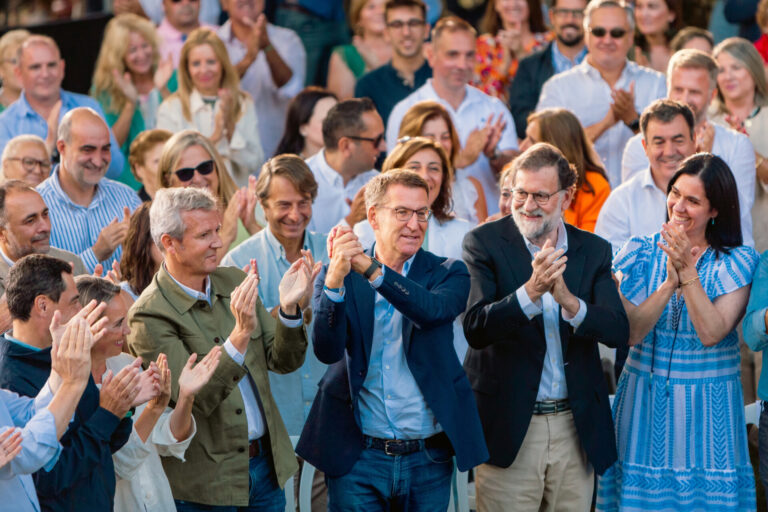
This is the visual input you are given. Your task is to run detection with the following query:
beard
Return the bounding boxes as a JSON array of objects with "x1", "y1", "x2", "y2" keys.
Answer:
[
  {"x1": 512, "y1": 195, "x2": 564, "y2": 243},
  {"x1": 556, "y1": 25, "x2": 584, "y2": 47}
]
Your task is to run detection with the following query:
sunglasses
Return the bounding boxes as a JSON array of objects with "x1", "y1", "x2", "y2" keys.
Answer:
[
  {"x1": 589, "y1": 27, "x2": 628, "y2": 39},
  {"x1": 174, "y1": 159, "x2": 215, "y2": 182}
]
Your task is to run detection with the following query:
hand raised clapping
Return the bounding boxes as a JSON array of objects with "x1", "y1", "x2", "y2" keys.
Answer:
[
  {"x1": 177, "y1": 346, "x2": 221, "y2": 400},
  {"x1": 524, "y1": 239, "x2": 567, "y2": 303},
  {"x1": 279, "y1": 251, "x2": 322, "y2": 315},
  {"x1": 658, "y1": 222, "x2": 703, "y2": 283}
]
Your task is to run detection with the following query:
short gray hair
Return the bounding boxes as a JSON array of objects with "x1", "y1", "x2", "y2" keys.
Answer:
[
  {"x1": 74, "y1": 275, "x2": 121, "y2": 309},
  {"x1": 584, "y1": 0, "x2": 635, "y2": 34},
  {"x1": 58, "y1": 107, "x2": 104, "y2": 145},
  {"x1": 364, "y1": 170, "x2": 428, "y2": 210},
  {"x1": 150, "y1": 187, "x2": 218, "y2": 251},
  {"x1": 667, "y1": 49, "x2": 718, "y2": 91},
  {"x1": 0, "y1": 134, "x2": 48, "y2": 174}
]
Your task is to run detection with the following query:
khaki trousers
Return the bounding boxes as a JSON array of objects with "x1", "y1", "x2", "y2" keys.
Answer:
[{"x1": 476, "y1": 411, "x2": 593, "y2": 512}]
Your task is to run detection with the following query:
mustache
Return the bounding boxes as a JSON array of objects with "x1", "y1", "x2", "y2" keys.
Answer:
[
  {"x1": 561, "y1": 24, "x2": 581, "y2": 31},
  {"x1": 31, "y1": 233, "x2": 50, "y2": 243}
]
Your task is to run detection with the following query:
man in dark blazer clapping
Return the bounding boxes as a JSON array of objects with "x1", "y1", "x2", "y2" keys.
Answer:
[{"x1": 463, "y1": 143, "x2": 628, "y2": 512}]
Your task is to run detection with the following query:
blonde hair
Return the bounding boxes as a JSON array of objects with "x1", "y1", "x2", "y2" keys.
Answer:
[
  {"x1": 0, "y1": 29, "x2": 30, "y2": 62},
  {"x1": 91, "y1": 15, "x2": 160, "y2": 114},
  {"x1": 175, "y1": 28, "x2": 245, "y2": 123},
  {"x1": 758, "y1": 0, "x2": 768, "y2": 31},
  {"x1": 397, "y1": 101, "x2": 461, "y2": 166},
  {"x1": 382, "y1": 137, "x2": 453, "y2": 222},
  {"x1": 712, "y1": 37, "x2": 768, "y2": 113},
  {"x1": 157, "y1": 130, "x2": 237, "y2": 208}
]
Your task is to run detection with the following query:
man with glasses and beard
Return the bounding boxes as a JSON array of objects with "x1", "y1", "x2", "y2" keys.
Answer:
[
  {"x1": 37, "y1": 108, "x2": 141, "y2": 273},
  {"x1": 462, "y1": 143, "x2": 628, "y2": 511},
  {"x1": 536, "y1": 0, "x2": 665, "y2": 187},
  {"x1": 509, "y1": 0, "x2": 588, "y2": 139}
]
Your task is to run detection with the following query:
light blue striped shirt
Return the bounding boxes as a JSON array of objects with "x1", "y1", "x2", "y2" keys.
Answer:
[
  {"x1": 0, "y1": 384, "x2": 61, "y2": 512},
  {"x1": 0, "y1": 91, "x2": 124, "y2": 181},
  {"x1": 221, "y1": 227, "x2": 328, "y2": 435},
  {"x1": 37, "y1": 166, "x2": 141, "y2": 272}
]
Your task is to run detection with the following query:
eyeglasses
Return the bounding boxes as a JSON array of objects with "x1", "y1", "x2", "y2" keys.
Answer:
[
  {"x1": 170, "y1": 0, "x2": 198, "y2": 4},
  {"x1": 174, "y1": 159, "x2": 215, "y2": 182},
  {"x1": 377, "y1": 206, "x2": 432, "y2": 223},
  {"x1": 552, "y1": 7, "x2": 584, "y2": 18},
  {"x1": 5, "y1": 157, "x2": 51, "y2": 172},
  {"x1": 589, "y1": 27, "x2": 628, "y2": 39},
  {"x1": 386, "y1": 19, "x2": 425, "y2": 30},
  {"x1": 511, "y1": 188, "x2": 563, "y2": 205},
  {"x1": 345, "y1": 134, "x2": 385, "y2": 147}
]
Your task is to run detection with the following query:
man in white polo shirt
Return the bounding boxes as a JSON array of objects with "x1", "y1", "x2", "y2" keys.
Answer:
[
  {"x1": 536, "y1": 0, "x2": 666, "y2": 186},
  {"x1": 386, "y1": 16, "x2": 518, "y2": 212},
  {"x1": 620, "y1": 49, "x2": 755, "y2": 245}
]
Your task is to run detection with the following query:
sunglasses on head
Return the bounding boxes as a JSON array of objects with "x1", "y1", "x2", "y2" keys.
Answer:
[
  {"x1": 589, "y1": 27, "x2": 628, "y2": 39},
  {"x1": 174, "y1": 160, "x2": 215, "y2": 182}
]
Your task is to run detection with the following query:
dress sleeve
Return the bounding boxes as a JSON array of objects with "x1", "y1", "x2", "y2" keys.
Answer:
[
  {"x1": 706, "y1": 245, "x2": 760, "y2": 298},
  {"x1": 613, "y1": 235, "x2": 655, "y2": 306}
]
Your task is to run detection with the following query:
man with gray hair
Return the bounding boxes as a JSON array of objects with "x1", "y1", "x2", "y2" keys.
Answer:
[
  {"x1": 537, "y1": 0, "x2": 666, "y2": 186},
  {"x1": 0, "y1": 134, "x2": 51, "y2": 186},
  {"x1": 36, "y1": 107, "x2": 141, "y2": 273},
  {"x1": 463, "y1": 143, "x2": 628, "y2": 511},
  {"x1": 128, "y1": 186, "x2": 319, "y2": 511},
  {"x1": 0, "y1": 35, "x2": 124, "y2": 180},
  {"x1": 619, "y1": 49, "x2": 755, "y2": 244},
  {"x1": 297, "y1": 169, "x2": 488, "y2": 510}
]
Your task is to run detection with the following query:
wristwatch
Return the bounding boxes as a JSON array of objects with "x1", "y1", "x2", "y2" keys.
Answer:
[
  {"x1": 626, "y1": 117, "x2": 640, "y2": 132},
  {"x1": 363, "y1": 258, "x2": 382, "y2": 279}
]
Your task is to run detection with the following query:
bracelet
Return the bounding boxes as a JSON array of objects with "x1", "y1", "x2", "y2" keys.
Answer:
[{"x1": 680, "y1": 276, "x2": 699, "y2": 287}]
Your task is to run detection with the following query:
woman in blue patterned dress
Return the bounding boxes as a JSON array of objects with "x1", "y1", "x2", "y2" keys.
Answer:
[{"x1": 597, "y1": 153, "x2": 759, "y2": 511}]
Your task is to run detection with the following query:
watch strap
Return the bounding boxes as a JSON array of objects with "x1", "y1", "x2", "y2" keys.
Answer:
[{"x1": 363, "y1": 258, "x2": 381, "y2": 279}]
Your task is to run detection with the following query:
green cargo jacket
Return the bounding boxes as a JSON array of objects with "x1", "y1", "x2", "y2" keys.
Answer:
[{"x1": 126, "y1": 265, "x2": 307, "y2": 506}]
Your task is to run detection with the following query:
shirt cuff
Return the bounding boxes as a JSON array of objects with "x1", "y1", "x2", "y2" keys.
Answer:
[
  {"x1": 278, "y1": 309, "x2": 303, "y2": 328},
  {"x1": 223, "y1": 338, "x2": 246, "y2": 365},
  {"x1": 516, "y1": 285, "x2": 542, "y2": 319},
  {"x1": 369, "y1": 267, "x2": 385, "y2": 289},
  {"x1": 324, "y1": 287, "x2": 345, "y2": 303},
  {"x1": 562, "y1": 298, "x2": 587, "y2": 329},
  {"x1": 34, "y1": 381, "x2": 55, "y2": 411}
]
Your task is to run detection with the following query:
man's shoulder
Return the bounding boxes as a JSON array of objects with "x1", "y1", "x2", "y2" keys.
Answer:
[
  {"x1": 221, "y1": 231, "x2": 269, "y2": 267},
  {"x1": 629, "y1": 61, "x2": 666, "y2": 82},
  {"x1": 210, "y1": 265, "x2": 247, "y2": 294},
  {"x1": 98, "y1": 178, "x2": 141, "y2": 202},
  {"x1": 391, "y1": 82, "x2": 432, "y2": 113},
  {"x1": 267, "y1": 22, "x2": 302, "y2": 45},
  {"x1": 566, "y1": 223, "x2": 612, "y2": 254},
  {"x1": 713, "y1": 122, "x2": 751, "y2": 146},
  {"x1": 61, "y1": 90, "x2": 100, "y2": 109},
  {"x1": 48, "y1": 247, "x2": 87, "y2": 274},
  {"x1": 356, "y1": 63, "x2": 394, "y2": 89},
  {"x1": 466, "y1": 215, "x2": 513, "y2": 244},
  {"x1": 518, "y1": 41, "x2": 553, "y2": 69}
]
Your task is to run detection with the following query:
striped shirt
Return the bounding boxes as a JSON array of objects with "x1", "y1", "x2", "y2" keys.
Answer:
[{"x1": 37, "y1": 166, "x2": 141, "y2": 272}]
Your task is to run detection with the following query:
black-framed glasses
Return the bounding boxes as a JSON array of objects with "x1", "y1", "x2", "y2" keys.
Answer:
[
  {"x1": 511, "y1": 188, "x2": 563, "y2": 205},
  {"x1": 5, "y1": 157, "x2": 51, "y2": 172},
  {"x1": 345, "y1": 134, "x2": 385, "y2": 147},
  {"x1": 377, "y1": 206, "x2": 432, "y2": 223},
  {"x1": 589, "y1": 27, "x2": 628, "y2": 39},
  {"x1": 174, "y1": 160, "x2": 215, "y2": 182},
  {"x1": 552, "y1": 7, "x2": 584, "y2": 18},
  {"x1": 386, "y1": 19, "x2": 425, "y2": 30}
]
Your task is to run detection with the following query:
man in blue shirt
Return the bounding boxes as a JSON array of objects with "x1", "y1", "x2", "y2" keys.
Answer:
[
  {"x1": 37, "y1": 107, "x2": 141, "y2": 273},
  {"x1": 0, "y1": 35, "x2": 124, "y2": 181},
  {"x1": 355, "y1": 0, "x2": 432, "y2": 127},
  {"x1": 297, "y1": 170, "x2": 488, "y2": 510}
]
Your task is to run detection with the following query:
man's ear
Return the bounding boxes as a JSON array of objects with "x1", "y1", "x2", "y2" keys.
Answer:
[
  {"x1": 160, "y1": 233, "x2": 176, "y2": 255},
  {"x1": 34, "y1": 295, "x2": 49, "y2": 315},
  {"x1": 367, "y1": 204, "x2": 378, "y2": 230}
]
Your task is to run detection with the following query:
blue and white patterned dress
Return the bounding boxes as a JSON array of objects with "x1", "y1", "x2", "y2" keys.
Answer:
[{"x1": 596, "y1": 233, "x2": 759, "y2": 511}]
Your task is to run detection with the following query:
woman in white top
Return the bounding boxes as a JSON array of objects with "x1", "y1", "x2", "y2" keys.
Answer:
[
  {"x1": 75, "y1": 276, "x2": 221, "y2": 512},
  {"x1": 157, "y1": 28, "x2": 263, "y2": 187},
  {"x1": 354, "y1": 136, "x2": 472, "y2": 360}
]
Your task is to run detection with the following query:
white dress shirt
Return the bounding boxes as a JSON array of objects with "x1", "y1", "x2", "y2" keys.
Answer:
[
  {"x1": 305, "y1": 149, "x2": 379, "y2": 235},
  {"x1": 594, "y1": 168, "x2": 667, "y2": 253},
  {"x1": 156, "y1": 90, "x2": 264, "y2": 187},
  {"x1": 515, "y1": 221, "x2": 587, "y2": 401},
  {"x1": 537, "y1": 59, "x2": 666, "y2": 187},
  {"x1": 217, "y1": 21, "x2": 306, "y2": 158},
  {"x1": 386, "y1": 80, "x2": 519, "y2": 212},
  {"x1": 620, "y1": 124, "x2": 755, "y2": 246}
]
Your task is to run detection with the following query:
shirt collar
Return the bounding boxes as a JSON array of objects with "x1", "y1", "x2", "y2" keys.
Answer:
[
  {"x1": 551, "y1": 42, "x2": 587, "y2": 67},
  {"x1": 158, "y1": 18, "x2": 184, "y2": 40},
  {"x1": 17, "y1": 90, "x2": 71, "y2": 118},
  {"x1": 5, "y1": 332, "x2": 43, "y2": 352},
  {"x1": 313, "y1": 150, "x2": 344, "y2": 187},
  {"x1": 189, "y1": 89, "x2": 209, "y2": 113},
  {"x1": 218, "y1": 20, "x2": 234, "y2": 42},
  {"x1": 47, "y1": 165, "x2": 103, "y2": 208},
  {"x1": 0, "y1": 245, "x2": 14, "y2": 267},
  {"x1": 164, "y1": 263, "x2": 212, "y2": 304},
  {"x1": 642, "y1": 167, "x2": 668, "y2": 193},
  {"x1": 264, "y1": 225, "x2": 308, "y2": 259},
  {"x1": 523, "y1": 219, "x2": 569, "y2": 256}
]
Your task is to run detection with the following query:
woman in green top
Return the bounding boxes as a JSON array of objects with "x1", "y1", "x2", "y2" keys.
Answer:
[
  {"x1": 327, "y1": 0, "x2": 391, "y2": 100},
  {"x1": 91, "y1": 13, "x2": 176, "y2": 189},
  {"x1": 0, "y1": 30, "x2": 30, "y2": 114}
]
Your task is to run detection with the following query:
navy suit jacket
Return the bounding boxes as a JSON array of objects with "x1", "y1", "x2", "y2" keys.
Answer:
[
  {"x1": 508, "y1": 42, "x2": 555, "y2": 139},
  {"x1": 462, "y1": 218, "x2": 628, "y2": 475},
  {"x1": 296, "y1": 248, "x2": 489, "y2": 476}
]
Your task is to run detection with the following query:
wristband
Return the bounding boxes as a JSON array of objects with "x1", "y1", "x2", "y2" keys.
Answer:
[
  {"x1": 279, "y1": 306, "x2": 301, "y2": 319},
  {"x1": 363, "y1": 258, "x2": 382, "y2": 279},
  {"x1": 124, "y1": 407, "x2": 136, "y2": 419},
  {"x1": 680, "y1": 276, "x2": 699, "y2": 287}
]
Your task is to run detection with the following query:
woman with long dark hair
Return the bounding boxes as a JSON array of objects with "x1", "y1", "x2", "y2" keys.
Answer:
[{"x1": 274, "y1": 87, "x2": 338, "y2": 158}]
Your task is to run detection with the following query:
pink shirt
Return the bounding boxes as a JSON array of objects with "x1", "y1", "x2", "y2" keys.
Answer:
[{"x1": 156, "y1": 18, "x2": 215, "y2": 68}]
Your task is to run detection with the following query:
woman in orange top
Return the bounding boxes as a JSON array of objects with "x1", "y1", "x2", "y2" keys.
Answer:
[{"x1": 520, "y1": 108, "x2": 611, "y2": 232}]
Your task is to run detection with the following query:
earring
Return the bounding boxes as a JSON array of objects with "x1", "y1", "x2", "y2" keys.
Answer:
[{"x1": 711, "y1": 218, "x2": 715, "y2": 225}]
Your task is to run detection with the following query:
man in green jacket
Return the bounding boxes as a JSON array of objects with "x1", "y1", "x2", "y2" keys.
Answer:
[{"x1": 127, "y1": 187, "x2": 319, "y2": 511}]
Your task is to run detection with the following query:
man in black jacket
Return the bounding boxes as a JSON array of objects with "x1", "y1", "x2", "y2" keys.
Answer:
[
  {"x1": 508, "y1": 0, "x2": 588, "y2": 139},
  {"x1": 463, "y1": 144, "x2": 628, "y2": 511}
]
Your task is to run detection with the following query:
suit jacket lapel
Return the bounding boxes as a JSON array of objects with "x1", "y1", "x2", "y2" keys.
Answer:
[
  {"x1": 400, "y1": 250, "x2": 431, "y2": 354},
  {"x1": 350, "y1": 249, "x2": 377, "y2": 365}
]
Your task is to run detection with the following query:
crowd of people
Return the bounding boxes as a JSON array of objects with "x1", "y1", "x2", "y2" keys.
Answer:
[{"x1": 1, "y1": 0, "x2": 768, "y2": 510}]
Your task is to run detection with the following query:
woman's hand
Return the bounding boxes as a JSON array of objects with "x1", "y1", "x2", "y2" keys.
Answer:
[
  {"x1": 147, "y1": 354, "x2": 172, "y2": 411},
  {"x1": 153, "y1": 54, "x2": 174, "y2": 95},
  {"x1": 658, "y1": 222, "x2": 700, "y2": 281},
  {"x1": 112, "y1": 69, "x2": 139, "y2": 104}
]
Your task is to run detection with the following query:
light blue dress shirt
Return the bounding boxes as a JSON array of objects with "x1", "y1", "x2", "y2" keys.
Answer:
[
  {"x1": 325, "y1": 254, "x2": 441, "y2": 440},
  {"x1": 515, "y1": 221, "x2": 587, "y2": 401},
  {"x1": 221, "y1": 227, "x2": 329, "y2": 435},
  {"x1": 551, "y1": 42, "x2": 587, "y2": 75},
  {"x1": 0, "y1": 91, "x2": 124, "y2": 181},
  {"x1": 37, "y1": 167, "x2": 141, "y2": 272},
  {"x1": 166, "y1": 266, "x2": 301, "y2": 441},
  {"x1": 0, "y1": 384, "x2": 61, "y2": 512}
]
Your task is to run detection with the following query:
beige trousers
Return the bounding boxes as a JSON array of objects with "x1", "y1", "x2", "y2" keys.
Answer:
[{"x1": 476, "y1": 411, "x2": 594, "y2": 512}]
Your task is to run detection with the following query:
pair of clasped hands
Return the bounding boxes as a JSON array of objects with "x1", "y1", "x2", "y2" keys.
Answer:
[
  {"x1": 658, "y1": 222, "x2": 703, "y2": 289},
  {"x1": 325, "y1": 226, "x2": 376, "y2": 289},
  {"x1": 523, "y1": 239, "x2": 580, "y2": 317}
]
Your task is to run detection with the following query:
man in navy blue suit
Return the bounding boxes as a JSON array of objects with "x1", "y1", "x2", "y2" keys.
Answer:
[{"x1": 297, "y1": 169, "x2": 488, "y2": 510}]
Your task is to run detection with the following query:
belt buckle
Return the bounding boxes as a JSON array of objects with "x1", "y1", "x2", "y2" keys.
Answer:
[{"x1": 384, "y1": 440, "x2": 401, "y2": 456}]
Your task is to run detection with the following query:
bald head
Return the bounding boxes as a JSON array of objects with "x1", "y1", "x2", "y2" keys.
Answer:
[
  {"x1": 15, "y1": 35, "x2": 64, "y2": 104},
  {"x1": 57, "y1": 108, "x2": 111, "y2": 188}
]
